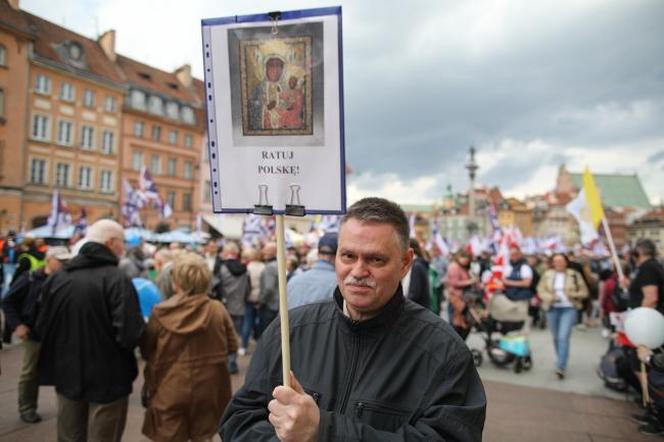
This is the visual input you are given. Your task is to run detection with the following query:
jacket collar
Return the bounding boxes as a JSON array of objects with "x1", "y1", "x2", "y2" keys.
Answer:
[
  {"x1": 333, "y1": 285, "x2": 405, "y2": 335},
  {"x1": 66, "y1": 242, "x2": 119, "y2": 271}
]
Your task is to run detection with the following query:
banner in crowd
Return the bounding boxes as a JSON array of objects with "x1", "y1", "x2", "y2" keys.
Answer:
[{"x1": 202, "y1": 7, "x2": 346, "y2": 214}]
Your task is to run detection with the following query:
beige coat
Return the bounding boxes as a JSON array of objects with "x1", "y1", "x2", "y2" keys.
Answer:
[
  {"x1": 140, "y1": 293, "x2": 238, "y2": 442},
  {"x1": 537, "y1": 268, "x2": 589, "y2": 311}
]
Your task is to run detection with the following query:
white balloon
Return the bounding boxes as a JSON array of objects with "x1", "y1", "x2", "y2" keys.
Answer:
[{"x1": 625, "y1": 307, "x2": 664, "y2": 349}]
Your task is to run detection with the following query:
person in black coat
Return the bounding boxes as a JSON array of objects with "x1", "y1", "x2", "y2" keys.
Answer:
[
  {"x1": 3, "y1": 246, "x2": 71, "y2": 423},
  {"x1": 35, "y1": 219, "x2": 145, "y2": 442},
  {"x1": 405, "y1": 238, "x2": 431, "y2": 310}
]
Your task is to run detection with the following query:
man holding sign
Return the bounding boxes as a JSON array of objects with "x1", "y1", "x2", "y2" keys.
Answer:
[{"x1": 220, "y1": 197, "x2": 486, "y2": 441}]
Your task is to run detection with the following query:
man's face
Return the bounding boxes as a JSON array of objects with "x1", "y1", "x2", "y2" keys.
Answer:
[
  {"x1": 336, "y1": 219, "x2": 413, "y2": 319},
  {"x1": 206, "y1": 241, "x2": 218, "y2": 255},
  {"x1": 46, "y1": 257, "x2": 63, "y2": 274},
  {"x1": 509, "y1": 248, "x2": 522, "y2": 262},
  {"x1": 107, "y1": 236, "x2": 125, "y2": 258}
]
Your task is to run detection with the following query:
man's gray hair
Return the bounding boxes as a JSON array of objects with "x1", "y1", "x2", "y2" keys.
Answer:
[
  {"x1": 223, "y1": 241, "x2": 240, "y2": 256},
  {"x1": 86, "y1": 219, "x2": 124, "y2": 244},
  {"x1": 341, "y1": 197, "x2": 410, "y2": 251}
]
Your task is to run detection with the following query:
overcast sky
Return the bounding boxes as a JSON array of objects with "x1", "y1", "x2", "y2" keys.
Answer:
[{"x1": 22, "y1": 0, "x2": 664, "y2": 205}]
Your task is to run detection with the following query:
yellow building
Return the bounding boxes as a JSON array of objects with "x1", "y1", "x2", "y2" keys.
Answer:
[
  {"x1": 0, "y1": 0, "x2": 32, "y2": 232},
  {"x1": 1, "y1": 1, "x2": 124, "y2": 230},
  {"x1": 0, "y1": 0, "x2": 208, "y2": 232},
  {"x1": 116, "y1": 53, "x2": 204, "y2": 230}
]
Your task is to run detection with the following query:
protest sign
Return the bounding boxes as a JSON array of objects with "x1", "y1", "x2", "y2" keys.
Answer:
[{"x1": 202, "y1": 7, "x2": 345, "y2": 215}]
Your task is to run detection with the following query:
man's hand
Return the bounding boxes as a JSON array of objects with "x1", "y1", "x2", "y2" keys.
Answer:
[
  {"x1": 15, "y1": 324, "x2": 30, "y2": 340},
  {"x1": 268, "y1": 371, "x2": 320, "y2": 442},
  {"x1": 637, "y1": 345, "x2": 653, "y2": 364},
  {"x1": 619, "y1": 275, "x2": 630, "y2": 290}
]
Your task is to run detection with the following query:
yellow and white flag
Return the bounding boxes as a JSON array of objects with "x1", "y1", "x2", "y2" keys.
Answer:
[{"x1": 566, "y1": 167, "x2": 605, "y2": 244}]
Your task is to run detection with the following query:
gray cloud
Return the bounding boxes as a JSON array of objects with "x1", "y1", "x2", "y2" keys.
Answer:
[{"x1": 341, "y1": 0, "x2": 664, "y2": 195}]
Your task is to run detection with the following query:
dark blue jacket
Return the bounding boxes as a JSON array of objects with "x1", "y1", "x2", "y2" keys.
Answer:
[{"x1": 505, "y1": 259, "x2": 534, "y2": 301}]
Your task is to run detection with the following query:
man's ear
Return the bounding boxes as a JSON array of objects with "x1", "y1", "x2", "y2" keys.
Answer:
[{"x1": 400, "y1": 248, "x2": 414, "y2": 278}]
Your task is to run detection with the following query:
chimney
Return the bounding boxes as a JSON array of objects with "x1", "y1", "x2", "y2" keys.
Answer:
[
  {"x1": 8, "y1": 0, "x2": 20, "y2": 10},
  {"x1": 175, "y1": 64, "x2": 192, "y2": 88},
  {"x1": 98, "y1": 30, "x2": 116, "y2": 62}
]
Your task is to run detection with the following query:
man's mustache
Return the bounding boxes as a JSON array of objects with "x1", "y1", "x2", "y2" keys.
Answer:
[{"x1": 343, "y1": 276, "x2": 377, "y2": 288}]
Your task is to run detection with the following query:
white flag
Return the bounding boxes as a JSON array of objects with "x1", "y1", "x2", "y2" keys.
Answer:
[{"x1": 566, "y1": 189, "x2": 599, "y2": 244}]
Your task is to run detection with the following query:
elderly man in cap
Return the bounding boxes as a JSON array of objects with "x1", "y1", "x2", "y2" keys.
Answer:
[
  {"x1": 287, "y1": 232, "x2": 338, "y2": 309},
  {"x1": 221, "y1": 197, "x2": 486, "y2": 441},
  {"x1": 3, "y1": 245, "x2": 71, "y2": 423},
  {"x1": 36, "y1": 220, "x2": 144, "y2": 441}
]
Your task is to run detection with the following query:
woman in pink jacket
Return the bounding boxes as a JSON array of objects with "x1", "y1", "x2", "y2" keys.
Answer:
[{"x1": 446, "y1": 249, "x2": 477, "y2": 339}]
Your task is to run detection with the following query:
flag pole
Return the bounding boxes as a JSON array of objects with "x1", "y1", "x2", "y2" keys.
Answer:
[
  {"x1": 275, "y1": 214, "x2": 291, "y2": 387},
  {"x1": 601, "y1": 217, "x2": 624, "y2": 281}
]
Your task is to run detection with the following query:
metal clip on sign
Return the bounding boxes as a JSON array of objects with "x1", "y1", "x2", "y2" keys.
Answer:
[
  {"x1": 254, "y1": 183, "x2": 273, "y2": 215},
  {"x1": 285, "y1": 183, "x2": 305, "y2": 217}
]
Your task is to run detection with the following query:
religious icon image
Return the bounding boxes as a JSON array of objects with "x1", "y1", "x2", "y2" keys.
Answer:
[
  {"x1": 227, "y1": 22, "x2": 324, "y2": 144},
  {"x1": 242, "y1": 38, "x2": 311, "y2": 135}
]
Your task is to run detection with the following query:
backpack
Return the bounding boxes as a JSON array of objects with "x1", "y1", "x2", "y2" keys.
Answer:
[
  {"x1": 611, "y1": 283, "x2": 630, "y2": 312},
  {"x1": 597, "y1": 346, "x2": 627, "y2": 392}
]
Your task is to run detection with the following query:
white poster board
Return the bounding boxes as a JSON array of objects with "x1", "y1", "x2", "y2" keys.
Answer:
[{"x1": 202, "y1": 7, "x2": 346, "y2": 215}]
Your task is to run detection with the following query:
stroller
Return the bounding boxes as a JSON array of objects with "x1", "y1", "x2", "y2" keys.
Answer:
[{"x1": 464, "y1": 290, "x2": 533, "y2": 373}]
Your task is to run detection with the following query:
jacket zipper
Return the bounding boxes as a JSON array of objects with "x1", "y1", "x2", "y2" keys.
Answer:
[
  {"x1": 356, "y1": 402, "x2": 364, "y2": 418},
  {"x1": 337, "y1": 332, "x2": 360, "y2": 414}
]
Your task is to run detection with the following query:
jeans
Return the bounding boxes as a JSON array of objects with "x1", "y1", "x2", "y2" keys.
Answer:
[
  {"x1": 257, "y1": 307, "x2": 278, "y2": 339},
  {"x1": 2, "y1": 263, "x2": 16, "y2": 297},
  {"x1": 241, "y1": 302, "x2": 259, "y2": 349},
  {"x1": 546, "y1": 306, "x2": 577, "y2": 371},
  {"x1": 228, "y1": 315, "x2": 243, "y2": 373}
]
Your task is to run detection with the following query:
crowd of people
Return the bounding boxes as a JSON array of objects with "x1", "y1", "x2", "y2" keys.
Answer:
[{"x1": 0, "y1": 197, "x2": 663, "y2": 439}]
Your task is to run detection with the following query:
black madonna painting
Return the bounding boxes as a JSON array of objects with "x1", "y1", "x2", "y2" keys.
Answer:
[{"x1": 228, "y1": 22, "x2": 324, "y2": 144}]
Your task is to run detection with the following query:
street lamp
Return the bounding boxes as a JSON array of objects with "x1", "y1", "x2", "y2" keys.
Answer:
[{"x1": 465, "y1": 146, "x2": 479, "y2": 238}]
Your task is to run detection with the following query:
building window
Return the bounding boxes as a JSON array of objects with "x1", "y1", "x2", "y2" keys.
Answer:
[
  {"x1": 150, "y1": 154, "x2": 161, "y2": 175},
  {"x1": 183, "y1": 193, "x2": 192, "y2": 211},
  {"x1": 30, "y1": 158, "x2": 47, "y2": 184},
  {"x1": 181, "y1": 106, "x2": 195, "y2": 124},
  {"x1": 35, "y1": 74, "x2": 51, "y2": 95},
  {"x1": 183, "y1": 160, "x2": 193, "y2": 180},
  {"x1": 184, "y1": 133, "x2": 193, "y2": 149},
  {"x1": 0, "y1": 89, "x2": 5, "y2": 121},
  {"x1": 81, "y1": 125, "x2": 95, "y2": 149},
  {"x1": 134, "y1": 121, "x2": 144, "y2": 137},
  {"x1": 100, "y1": 169, "x2": 113, "y2": 193},
  {"x1": 104, "y1": 96, "x2": 116, "y2": 113},
  {"x1": 78, "y1": 166, "x2": 93, "y2": 190},
  {"x1": 0, "y1": 45, "x2": 6, "y2": 67},
  {"x1": 55, "y1": 163, "x2": 71, "y2": 187},
  {"x1": 101, "y1": 130, "x2": 114, "y2": 154},
  {"x1": 131, "y1": 89, "x2": 146, "y2": 110},
  {"x1": 204, "y1": 180, "x2": 211, "y2": 203},
  {"x1": 31, "y1": 114, "x2": 50, "y2": 140},
  {"x1": 60, "y1": 82, "x2": 75, "y2": 102},
  {"x1": 166, "y1": 101, "x2": 179, "y2": 119},
  {"x1": 168, "y1": 130, "x2": 178, "y2": 145},
  {"x1": 151, "y1": 125, "x2": 161, "y2": 141},
  {"x1": 68, "y1": 42, "x2": 83, "y2": 61},
  {"x1": 148, "y1": 95, "x2": 164, "y2": 115},
  {"x1": 132, "y1": 151, "x2": 143, "y2": 171},
  {"x1": 167, "y1": 158, "x2": 176, "y2": 177},
  {"x1": 167, "y1": 191, "x2": 176, "y2": 210},
  {"x1": 57, "y1": 120, "x2": 74, "y2": 146},
  {"x1": 83, "y1": 89, "x2": 95, "y2": 108}
]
